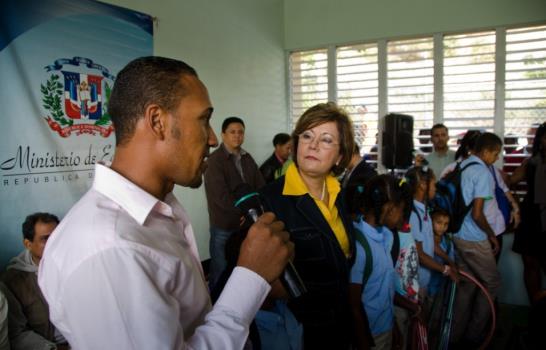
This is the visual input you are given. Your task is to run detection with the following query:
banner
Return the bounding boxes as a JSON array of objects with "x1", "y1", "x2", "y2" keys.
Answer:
[{"x1": 0, "y1": 0, "x2": 153, "y2": 268}]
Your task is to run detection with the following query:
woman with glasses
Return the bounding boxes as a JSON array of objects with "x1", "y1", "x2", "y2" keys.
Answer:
[{"x1": 260, "y1": 102, "x2": 369, "y2": 349}]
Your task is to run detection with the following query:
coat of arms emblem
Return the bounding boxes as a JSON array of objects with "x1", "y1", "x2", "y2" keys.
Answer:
[{"x1": 41, "y1": 57, "x2": 115, "y2": 138}]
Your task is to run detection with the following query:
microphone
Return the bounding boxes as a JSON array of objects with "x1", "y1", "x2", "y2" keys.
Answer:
[{"x1": 234, "y1": 184, "x2": 307, "y2": 299}]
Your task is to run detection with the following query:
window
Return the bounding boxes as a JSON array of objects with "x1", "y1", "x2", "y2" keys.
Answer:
[
  {"x1": 288, "y1": 49, "x2": 328, "y2": 126},
  {"x1": 387, "y1": 37, "x2": 434, "y2": 153},
  {"x1": 336, "y1": 43, "x2": 379, "y2": 160},
  {"x1": 287, "y1": 23, "x2": 546, "y2": 170},
  {"x1": 505, "y1": 25, "x2": 546, "y2": 146},
  {"x1": 503, "y1": 25, "x2": 546, "y2": 194},
  {"x1": 443, "y1": 31, "x2": 496, "y2": 142}
]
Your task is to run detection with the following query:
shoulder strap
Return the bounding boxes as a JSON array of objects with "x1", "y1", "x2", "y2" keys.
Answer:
[
  {"x1": 461, "y1": 161, "x2": 479, "y2": 172},
  {"x1": 354, "y1": 227, "x2": 373, "y2": 287},
  {"x1": 412, "y1": 207, "x2": 422, "y2": 232},
  {"x1": 490, "y1": 165, "x2": 500, "y2": 186},
  {"x1": 442, "y1": 234, "x2": 454, "y2": 258},
  {"x1": 391, "y1": 229, "x2": 400, "y2": 266}
]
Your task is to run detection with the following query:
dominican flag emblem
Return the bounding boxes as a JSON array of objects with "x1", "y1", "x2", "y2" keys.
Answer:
[
  {"x1": 42, "y1": 57, "x2": 114, "y2": 138},
  {"x1": 62, "y1": 71, "x2": 103, "y2": 120}
]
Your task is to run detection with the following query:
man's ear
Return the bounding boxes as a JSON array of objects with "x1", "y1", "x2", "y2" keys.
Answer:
[
  {"x1": 143, "y1": 104, "x2": 168, "y2": 140},
  {"x1": 23, "y1": 238, "x2": 32, "y2": 250}
]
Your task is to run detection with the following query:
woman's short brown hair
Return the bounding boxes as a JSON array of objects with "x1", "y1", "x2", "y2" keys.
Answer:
[{"x1": 292, "y1": 102, "x2": 355, "y2": 176}]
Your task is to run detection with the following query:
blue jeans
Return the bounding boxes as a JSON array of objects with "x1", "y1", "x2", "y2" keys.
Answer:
[{"x1": 208, "y1": 226, "x2": 235, "y2": 291}]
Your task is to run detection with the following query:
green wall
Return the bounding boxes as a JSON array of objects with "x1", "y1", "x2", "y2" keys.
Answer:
[
  {"x1": 284, "y1": 0, "x2": 546, "y2": 49},
  {"x1": 103, "y1": 0, "x2": 288, "y2": 259}
]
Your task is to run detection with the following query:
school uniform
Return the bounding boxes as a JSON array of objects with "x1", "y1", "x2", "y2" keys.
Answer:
[
  {"x1": 350, "y1": 219, "x2": 395, "y2": 346},
  {"x1": 451, "y1": 155, "x2": 501, "y2": 343},
  {"x1": 409, "y1": 200, "x2": 435, "y2": 294}
]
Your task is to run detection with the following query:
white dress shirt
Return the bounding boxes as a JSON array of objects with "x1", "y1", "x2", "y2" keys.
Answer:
[{"x1": 38, "y1": 163, "x2": 270, "y2": 350}]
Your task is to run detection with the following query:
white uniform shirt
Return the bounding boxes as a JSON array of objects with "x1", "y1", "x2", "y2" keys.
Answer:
[{"x1": 38, "y1": 163, "x2": 270, "y2": 350}]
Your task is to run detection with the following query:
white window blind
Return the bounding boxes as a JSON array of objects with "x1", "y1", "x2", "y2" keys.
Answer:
[
  {"x1": 387, "y1": 37, "x2": 434, "y2": 153},
  {"x1": 287, "y1": 23, "x2": 545, "y2": 174},
  {"x1": 505, "y1": 24, "x2": 546, "y2": 147},
  {"x1": 289, "y1": 49, "x2": 328, "y2": 127},
  {"x1": 336, "y1": 43, "x2": 379, "y2": 161},
  {"x1": 443, "y1": 31, "x2": 496, "y2": 142}
]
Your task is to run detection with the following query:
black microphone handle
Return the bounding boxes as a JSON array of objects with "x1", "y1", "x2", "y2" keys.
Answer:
[
  {"x1": 281, "y1": 260, "x2": 307, "y2": 299},
  {"x1": 244, "y1": 207, "x2": 306, "y2": 299}
]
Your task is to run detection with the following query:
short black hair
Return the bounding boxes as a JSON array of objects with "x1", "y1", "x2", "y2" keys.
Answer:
[
  {"x1": 272, "y1": 133, "x2": 291, "y2": 147},
  {"x1": 22, "y1": 213, "x2": 59, "y2": 241},
  {"x1": 108, "y1": 56, "x2": 198, "y2": 146},
  {"x1": 346, "y1": 174, "x2": 407, "y2": 225},
  {"x1": 222, "y1": 116, "x2": 245, "y2": 133},
  {"x1": 474, "y1": 132, "x2": 503, "y2": 153},
  {"x1": 431, "y1": 208, "x2": 450, "y2": 221},
  {"x1": 404, "y1": 166, "x2": 435, "y2": 196},
  {"x1": 431, "y1": 123, "x2": 448, "y2": 134}
]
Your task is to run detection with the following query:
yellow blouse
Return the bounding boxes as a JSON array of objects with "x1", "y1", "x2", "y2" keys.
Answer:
[{"x1": 282, "y1": 163, "x2": 350, "y2": 256}]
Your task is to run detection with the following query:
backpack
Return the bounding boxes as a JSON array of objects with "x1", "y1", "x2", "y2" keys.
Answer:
[
  {"x1": 354, "y1": 227, "x2": 373, "y2": 287},
  {"x1": 432, "y1": 161, "x2": 479, "y2": 233}
]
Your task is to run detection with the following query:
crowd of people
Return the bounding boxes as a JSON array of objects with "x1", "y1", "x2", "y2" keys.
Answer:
[{"x1": 0, "y1": 56, "x2": 544, "y2": 350}]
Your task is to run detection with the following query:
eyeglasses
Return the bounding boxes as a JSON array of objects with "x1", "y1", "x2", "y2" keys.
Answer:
[{"x1": 298, "y1": 130, "x2": 339, "y2": 150}]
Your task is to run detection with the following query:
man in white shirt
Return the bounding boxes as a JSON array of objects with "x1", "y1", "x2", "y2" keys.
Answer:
[
  {"x1": 38, "y1": 56, "x2": 293, "y2": 350},
  {"x1": 425, "y1": 124, "x2": 456, "y2": 178}
]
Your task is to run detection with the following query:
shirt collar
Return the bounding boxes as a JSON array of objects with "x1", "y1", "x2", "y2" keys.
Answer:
[
  {"x1": 220, "y1": 143, "x2": 247, "y2": 157},
  {"x1": 92, "y1": 162, "x2": 176, "y2": 225},
  {"x1": 413, "y1": 200, "x2": 426, "y2": 212},
  {"x1": 283, "y1": 163, "x2": 340, "y2": 208},
  {"x1": 413, "y1": 200, "x2": 429, "y2": 221},
  {"x1": 274, "y1": 152, "x2": 286, "y2": 165},
  {"x1": 433, "y1": 149, "x2": 451, "y2": 157},
  {"x1": 355, "y1": 218, "x2": 384, "y2": 242}
]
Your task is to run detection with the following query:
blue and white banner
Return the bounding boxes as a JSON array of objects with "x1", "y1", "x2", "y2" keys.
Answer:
[{"x1": 0, "y1": 0, "x2": 153, "y2": 267}]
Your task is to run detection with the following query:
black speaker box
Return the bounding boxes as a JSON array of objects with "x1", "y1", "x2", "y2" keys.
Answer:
[{"x1": 381, "y1": 113, "x2": 414, "y2": 169}]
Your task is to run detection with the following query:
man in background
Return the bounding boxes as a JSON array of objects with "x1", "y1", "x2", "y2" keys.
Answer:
[
  {"x1": 341, "y1": 144, "x2": 376, "y2": 188},
  {"x1": 425, "y1": 123, "x2": 456, "y2": 177},
  {"x1": 2, "y1": 213, "x2": 68, "y2": 350},
  {"x1": 205, "y1": 116, "x2": 266, "y2": 290},
  {"x1": 260, "y1": 133, "x2": 291, "y2": 184}
]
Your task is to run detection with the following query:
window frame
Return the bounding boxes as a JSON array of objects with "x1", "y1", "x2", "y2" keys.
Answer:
[{"x1": 287, "y1": 22, "x2": 546, "y2": 172}]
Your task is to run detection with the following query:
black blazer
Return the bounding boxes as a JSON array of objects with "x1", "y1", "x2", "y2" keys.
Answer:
[
  {"x1": 260, "y1": 176, "x2": 355, "y2": 346},
  {"x1": 259, "y1": 153, "x2": 283, "y2": 184}
]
